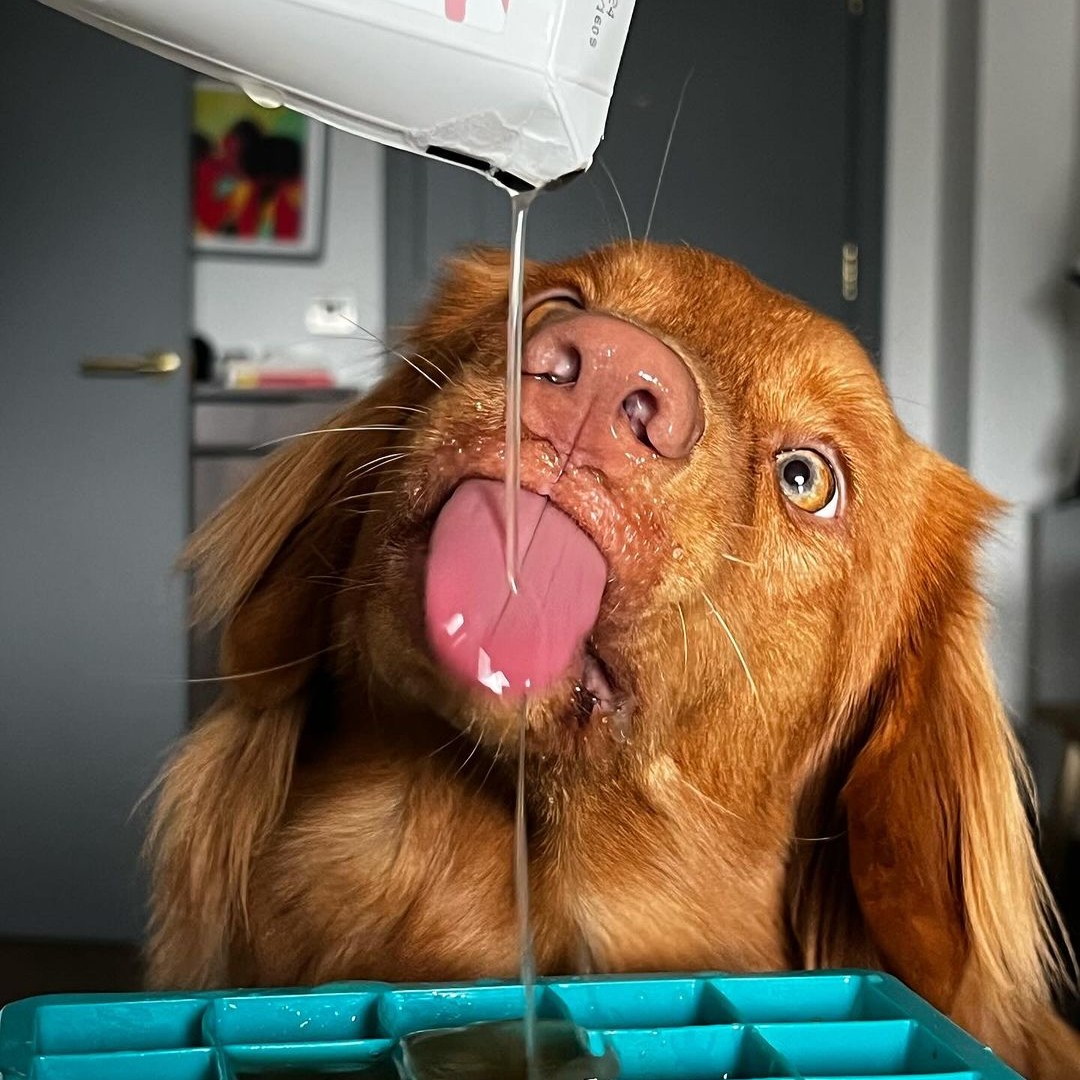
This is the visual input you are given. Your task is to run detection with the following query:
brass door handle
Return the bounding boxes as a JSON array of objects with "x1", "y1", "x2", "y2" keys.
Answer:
[{"x1": 80, "y1": 350, "x2": 182, "y2": 376}]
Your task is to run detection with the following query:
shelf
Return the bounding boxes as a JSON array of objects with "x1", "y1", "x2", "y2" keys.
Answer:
[{"x1": 192, "y1": 385, "x2": 360, "y2": 405}]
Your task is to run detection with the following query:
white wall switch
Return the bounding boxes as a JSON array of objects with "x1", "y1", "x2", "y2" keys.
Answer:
[{"x1": 305, "y1": 294, "x2": 360, "y2": 336}]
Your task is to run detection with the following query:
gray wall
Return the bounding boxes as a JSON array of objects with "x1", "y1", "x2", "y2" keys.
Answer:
[{"x1": 882, "y1": 0, "x2": 1080, "y2": 799}]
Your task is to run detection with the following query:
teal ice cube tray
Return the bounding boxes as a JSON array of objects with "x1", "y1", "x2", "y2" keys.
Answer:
[{"x1": 0, "y1": 970, "x2": 1021, "y2": 1079}]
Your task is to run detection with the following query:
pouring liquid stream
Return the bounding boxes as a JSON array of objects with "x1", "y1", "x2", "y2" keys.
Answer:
[
  {"x1": 507, "y1": 190, "x2": 539, "y2": 1079},
  {"x1": 504, "y1": 189, "x2": 537, "y2": 594},
  {"x1": 515, "y1": 716, "x2": 538, "y2": 1078}
]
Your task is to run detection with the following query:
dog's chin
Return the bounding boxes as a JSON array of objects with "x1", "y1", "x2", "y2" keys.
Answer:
[
  {"x1": 442, "y1": 639, "x2": 635, "y2": 760},
  {"x1": 396, "y1": 633, "x2": 639, "y2": 761}
]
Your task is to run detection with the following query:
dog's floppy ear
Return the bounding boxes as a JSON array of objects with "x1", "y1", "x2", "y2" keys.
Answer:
[
  {"x1": 150, "y1": 366, "x2": 429, "y2": 988},
  {"x1": 793, "y1": 455, "x2": 1068, "y2": 1062},
  {"x1": 185, "y1": 366, "x2": 424, "y2": 706}
]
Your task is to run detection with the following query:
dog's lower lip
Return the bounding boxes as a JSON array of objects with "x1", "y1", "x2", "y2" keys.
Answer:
[{"x1": 573, "y1": 649, "x2": 635, "y2": 738}]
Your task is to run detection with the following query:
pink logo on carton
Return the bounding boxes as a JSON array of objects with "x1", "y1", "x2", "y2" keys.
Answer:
[{"x1": 445, "y1": 0, "x2": 508, "y2": 21}]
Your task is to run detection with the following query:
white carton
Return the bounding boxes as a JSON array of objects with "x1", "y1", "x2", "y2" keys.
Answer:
[{"x1": 35, "y1": 0, "x2": 636, "y2": 190}]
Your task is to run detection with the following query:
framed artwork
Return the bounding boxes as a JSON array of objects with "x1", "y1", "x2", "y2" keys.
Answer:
[{"x1": 192, "y1": 80, "x2": 326, "y2": 257}]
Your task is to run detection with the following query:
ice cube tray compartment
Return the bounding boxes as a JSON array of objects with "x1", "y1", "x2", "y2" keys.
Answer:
[
  {"x1": 758, "y1": 1020, "x2": 967, "y2": 1076},
  {"x1": 206, "y1": 990, "x2": 387, "y2": 1045},
  {"x1": 32, "y1": 1047, "x2": 220, "y2": 1080},
  {"x1": 33, "y1": 998, "x2": 208, "y2": 1055},
  {"x1": 581, "y1": 1024, "x2": 789, "y2": 1080},
  {"x1": 0, "y1": 971, "x2": 1022, "y2": 1080}
]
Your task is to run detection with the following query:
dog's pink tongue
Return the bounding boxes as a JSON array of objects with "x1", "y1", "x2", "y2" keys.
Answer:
[{"x1": 425, "y1": 479, "x2": 606, "y2": 697}]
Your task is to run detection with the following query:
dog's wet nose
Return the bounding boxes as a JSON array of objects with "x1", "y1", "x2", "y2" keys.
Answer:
[{"x1": 521, "y1": 312, "x2": 704, "y2": 471}]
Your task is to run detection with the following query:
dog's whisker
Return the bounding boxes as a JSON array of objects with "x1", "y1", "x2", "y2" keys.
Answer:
[
  {"x1": 427, "y1": 728, "x2": 470, "y2": 759},
  {"x1": 305, "y1": 573, "x2": 365, "y2": 587},
  {"x1": 334, "y1": 490, "x2": 397, "y2": 504},
  {"x1": 333, "y1": 580, "x2": 381, "y2": 596},
  {"x1": 370, "y1": 404, "x2": 430, "y2": 416},
  {"x1": 645, "y1": 68, "x2": 694, "y2": 241},
  {"x1": 792, "y1": 830, "x2": 847, "y2": 844},
  {"x1": 477, "y1": 727, "x2": 507, "y2": 792},
  {"x1": 355, "y1": 466, "x2": 417, "y2": 486},
  {"x1": 346, "y1": 451, "x2": 413, "y2": 480},
  {"x1": 436, "y1": 336, "x2": 470, "y2": 376},
  {"x1": 597, "y1": 156, "x2": 633, "y2": 245},
  {"x1": 426, "y1": 344, "x2": 463, "y2": 382},
  {"x1": 336, "y1": 468, "x2": 417, "y2": 508},
  {"x1": 720, "y1": 552, "x2": 757, "y2": 567},
  {"x1": 348, "y1": 457, "x2": 411, "y2": 481},
  {"x1": 336, "y1": 311, "x2": 451, "y2": 388},
  {"x1": 449, "y1": 332, "x2": 484, "y2": 375},
  {"x1": 410, "y1": 351, "x2": 455, "y2": 386},
  {"x1": 254, "y1": 425, "x2": 413, "y2": 450},
  {"x1": 676, "y1": 601, "x2": 689, "y2": 677},
  {"x1": 332, "y1": 310, "x2": 426, "y2": 361},
  {"x1": 185, "y1": 646, "x2": 335, "y2": 684},
  {"x1": 379, "y1": 347, "x2": 443, "y2": 391},
  {"x1": 454, "y1": 731, "x2": 485, "y2": 778},
  {"x1": 586, "y1": 173, "x2": 619, "y2": 247},
  {"x1": 673, "y1": 771, "x2": 750, "y2": 824},
  {"x1": 700, "y1": 590, "x2": 759, "y2": 701}
]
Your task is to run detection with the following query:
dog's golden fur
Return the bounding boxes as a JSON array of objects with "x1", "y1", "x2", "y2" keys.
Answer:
[{"x1": 149, "y1": 243, "x2": 1080, "y2": 1076}]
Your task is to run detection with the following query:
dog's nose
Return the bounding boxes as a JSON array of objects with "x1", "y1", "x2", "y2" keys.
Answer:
[{"x1": 521, "y1": 312, "x2": 704, "y2": 474}]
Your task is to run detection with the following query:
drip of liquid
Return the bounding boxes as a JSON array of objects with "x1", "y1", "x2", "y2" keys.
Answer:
[
  {"x1": 504, "y1": 189, "x2": 538, "y2": 594},
  {"x1": 398, "y1": 1019, "x2": 618, "y2": 1080},
  {"x1": 515, "y1": 714, "x2": 537, "y2": 1077}
]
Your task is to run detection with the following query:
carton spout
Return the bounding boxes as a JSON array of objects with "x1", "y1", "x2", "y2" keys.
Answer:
[{"x1": 424, "y1": 146, "x2": 535, "y2": 194}]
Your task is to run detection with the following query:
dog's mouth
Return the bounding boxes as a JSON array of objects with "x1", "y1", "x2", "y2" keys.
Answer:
[
  {"x1": 422, "y1": 477, "x2": 633, "y2": 728},
  {"x1": 571, "y1": 650, "x2": 636, "y2": 736}
]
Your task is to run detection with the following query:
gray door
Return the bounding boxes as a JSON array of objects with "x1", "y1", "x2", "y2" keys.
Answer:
[
  {"x1": 0, "y1": 0, "x2": 190, "y2": 941},
  {"x1": 387, "y1": 0, "x2": 886, "y2": 355}
]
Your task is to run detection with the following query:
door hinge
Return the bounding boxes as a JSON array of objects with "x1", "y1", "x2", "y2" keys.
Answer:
[{"x1": 841, "y1": 241, "x2": 859, "y2": 302}]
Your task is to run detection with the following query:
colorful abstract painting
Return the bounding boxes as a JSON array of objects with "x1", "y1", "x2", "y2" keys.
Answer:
[{"x1": 192, "y1": 81, "x2": 325, "y2": 256}]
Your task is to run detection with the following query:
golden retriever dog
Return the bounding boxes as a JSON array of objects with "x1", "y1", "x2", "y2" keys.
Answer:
[{"x1": 149, "y1": 243, "x2": 1080, "y2": 1077}]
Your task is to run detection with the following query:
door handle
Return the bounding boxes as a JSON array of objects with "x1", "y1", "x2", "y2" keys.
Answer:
[{"x1": 80, "y1": 350, "x2": 182, "y2": 376}]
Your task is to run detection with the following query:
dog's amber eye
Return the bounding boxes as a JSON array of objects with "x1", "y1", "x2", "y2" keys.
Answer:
[
  {"x1": 775, "y1": 449, "x2": 838, "y2": 518},
  {"x1": 523, "y1": 290, "x2": 584, "y2": 335}
]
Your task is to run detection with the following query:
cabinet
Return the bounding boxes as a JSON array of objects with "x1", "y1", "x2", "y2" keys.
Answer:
[{"x1": 188, "y1": 387, "x2": 358, "y2": 720}]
